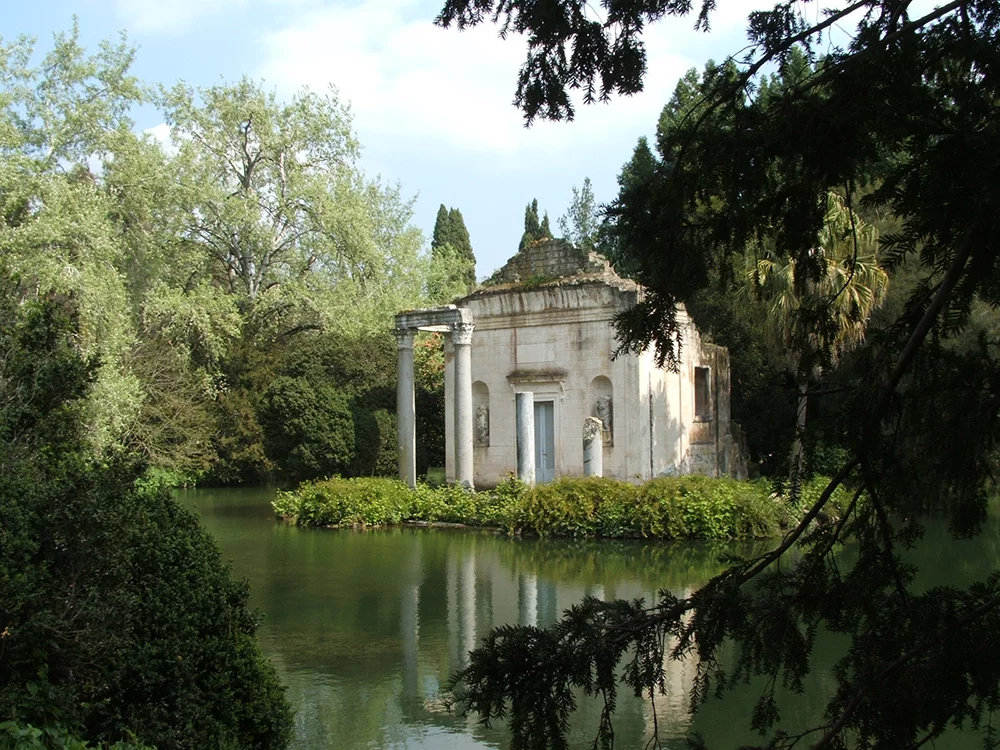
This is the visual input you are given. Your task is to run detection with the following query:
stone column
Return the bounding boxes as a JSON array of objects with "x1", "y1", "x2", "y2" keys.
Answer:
[
  {"x1": 516, "y1": 391, "x2": 535, "y2": 486},
  {"x1": 443, "y1": 336, "x2": 455, "y2": 483},
  {"x1": 583, "y1": 416, "x2": 604, "y2": 477},
  {"x1": 396, "y1": 327, "x2": 416, "y2": 488},
  {"x1": 452, "y1": 322, "x2": 475, "y2": 489}
]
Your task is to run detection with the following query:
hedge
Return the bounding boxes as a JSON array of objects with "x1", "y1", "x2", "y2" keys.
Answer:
[
  {"x1": 274, "y1": 475, "x2": 852, "y2": 541},
  {"x1": 0, "y1": 722, "x2": 154, "y2": 750}
]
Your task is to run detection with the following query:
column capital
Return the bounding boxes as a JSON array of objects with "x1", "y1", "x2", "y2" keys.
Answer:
[
  {"x1": 394, "y1": 327, "x2": 415, "y2": 349},
  {"x1": 583, "y1": 416, "x2": 603, "y2": 446},
  {"x1": 450, "y1": 321, "x2": 475, "y2": 346}
]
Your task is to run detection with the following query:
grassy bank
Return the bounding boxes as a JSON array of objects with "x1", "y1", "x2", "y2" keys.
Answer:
[{"x1": 273, "y1": 475, "x2": 849, "y2": 541}]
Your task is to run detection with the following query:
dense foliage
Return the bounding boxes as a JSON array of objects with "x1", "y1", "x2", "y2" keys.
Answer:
[
  {"x1": 0, "y1": 285, "x2": 292, "y2": 749},
  {"x1": 431, "y1": 204, "x2": 477, "y2": 293},
  {"x1": 0, "y1": 721, "x2": 153, "y2": 750},
  {"x1": 436, "y1": 0, "x2": 1000, "y2": 747},
  {"x1": 517, "y1": 198, "x2": 552, "y2": 251},
  {"x1": 273, "y1": 474, "x2": 845, "y2": 540},
  {"x1": 557, "y1": 178, "x2": 600, "y2": 253},
  {"x1": 0, "y1": 26, "x2": 460, "y2": 486}
]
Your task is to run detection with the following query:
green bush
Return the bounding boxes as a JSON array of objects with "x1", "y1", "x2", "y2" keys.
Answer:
[
  {"x1": 274, "y1": 477, "x2": 414, "y2": 527},
  {"x1": 0, "y1": 721, "x2": 153, "y2": 750},
  {"x1": 478, "y1": 476, "x2": 529, "y2": 528},
  {"x1": 274, "y1": 473, "x2": 829, "y2": 541},
  {"x1": 516, "y1": 478, "x2": 640, "y2": 537},
  {"x1": 636, "y1": 476, "x2": 780, "y2": 540},
  {"x1": 275, "y1": 476, "x2": 512, "y2": 528},
  {"x1": 258, "y1": 376, "x2": 355, "y2": 481},
  {"x1": 775, "y1": 474, "x2": 855, "y2": 522},
  {"x1": 410, "y1": 483, "x2": 480, "y2": 523},
  {"x1": 1, "y1": 461, "x2": 294, "y2": 749},
  {"x1": 0, "y1": 290, "x2": 292, "y2": 749}
]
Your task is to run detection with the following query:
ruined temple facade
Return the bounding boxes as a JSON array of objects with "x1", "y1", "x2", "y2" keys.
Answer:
[{"x1": 394, "y1": 240, "x2": 744, "y2": 489}]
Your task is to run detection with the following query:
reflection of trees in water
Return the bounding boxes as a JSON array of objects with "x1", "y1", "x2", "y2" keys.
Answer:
[
  {"x1": 193, "y1": 491, "x2": 996, "y2": 749},
  {"x1": 495, "y1": 536, "x2": 772, "y2": 593},
  {"x1": 245, "y1": 526, "x2": 721, "y2": 747},
  {"x1": 412, "y1": 536, "x2": 716, "y2": 748},
  {"x1": 904, "y1": 506, "x2": 1000, "y2": 593},
  {"x1": 257, "y1": 526, "x2": 758, "y2": 747},
  {"x1": 189, "y1": 493, "x2": 797, "y2": 747},
  {"x1": 186, "y1": 488, "x2": 1000, "y2": 749}
]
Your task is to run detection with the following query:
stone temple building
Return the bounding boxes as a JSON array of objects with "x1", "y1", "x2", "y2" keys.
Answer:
[{"x1": 394, "y1": 239, "x2": 744, "y2": 489}]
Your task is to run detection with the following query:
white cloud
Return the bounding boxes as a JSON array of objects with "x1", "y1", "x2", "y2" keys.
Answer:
[
  {"x1": 252, "y1": 0, "x2": 768, "y2": 273},
  {"x1": 260, "y1": 1, "x2": 525, "y2": 153},
  {"x1": 258, "y1": 0, "x2": 699, "y2": 158},
  {"x1": 143, "y1": 122, "x2": 171, "y2": 144},
  {"x1": 143, "y1": 122, "x2": 181, "y2": 155}
]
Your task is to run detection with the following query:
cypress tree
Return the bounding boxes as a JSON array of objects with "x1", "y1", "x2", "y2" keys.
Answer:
[
  {"x1": 518, "y1": 198, "x2": 543, "y2": 251},
  {"x1": 446, "y1": 208, "x2": 476, "y2": 288},
  {"x1": 431, "y1": 204, "x2": 477, "y2": 292},
  {"x1": 431, "y1": 204, "x2": 450, "y2": 251}
]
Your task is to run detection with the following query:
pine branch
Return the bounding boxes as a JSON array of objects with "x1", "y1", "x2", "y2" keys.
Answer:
[
  {"x1": 888, "y1": 226, "x2": 974, "y2": 394},
  {"x1": 812, "y1": 591, "x2": 1000, "y2": 749}
]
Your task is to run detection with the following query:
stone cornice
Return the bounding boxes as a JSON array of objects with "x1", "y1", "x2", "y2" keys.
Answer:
[
  {"x1": 469, "y1": 306, "x2": 619, "y2": 331},
  {"x1": 506, "y1": 368, "x2": 568, "y2": 384}
]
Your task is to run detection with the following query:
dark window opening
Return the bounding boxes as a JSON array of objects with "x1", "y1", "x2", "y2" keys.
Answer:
[{"x1": 694, "y1": 367, "x2": 712, "y2": 419}]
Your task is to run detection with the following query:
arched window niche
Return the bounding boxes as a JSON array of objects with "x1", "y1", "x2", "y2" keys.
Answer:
[
  {"x1": 473, "y1": 381, "x2": 490, "y2": 447},
  {"x1": 589, "y1": 376, "x2": 613, "y2": 446}
]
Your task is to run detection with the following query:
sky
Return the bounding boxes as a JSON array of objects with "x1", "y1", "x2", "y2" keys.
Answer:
[{"x1": 4, "y1": 0, "x2": 764, "y2": 278}]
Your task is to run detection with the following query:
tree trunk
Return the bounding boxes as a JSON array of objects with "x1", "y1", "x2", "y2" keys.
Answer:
[{"x1": 789, "y1": 378, "x2": 808, "y2": 495}]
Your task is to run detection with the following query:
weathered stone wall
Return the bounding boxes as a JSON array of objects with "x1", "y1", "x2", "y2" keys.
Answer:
[
  {"x1": 449, "y1": 242, "x2": 743, "y2": 486},
  {"x1": 462, "y1": 279, "x2": 639, "y2": 487},
  {"x1": 492, "y1": 239, "x2": 611, "y2": 284}
]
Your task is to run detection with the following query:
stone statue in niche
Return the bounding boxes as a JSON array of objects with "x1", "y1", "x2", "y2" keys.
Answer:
[
  {"x1": 475, "y1": 404, "x2": 490, "y2": 446},
  {"x1": 595, "y1": 394, "x2": 613, "y2": 444}
]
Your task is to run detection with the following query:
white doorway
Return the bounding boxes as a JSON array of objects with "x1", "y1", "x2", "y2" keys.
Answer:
[{"x1": 534, "y1": 400, "x2": 555, "y2": 483}]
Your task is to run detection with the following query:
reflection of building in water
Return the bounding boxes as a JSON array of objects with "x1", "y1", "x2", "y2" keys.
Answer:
[
  {"x1": 518, "y1": 572, "x2": 537, "y2": 626},
  {"x1": 641, "y1": 587, "x2": 697, "y2": 743},
  {"x1": 400, "y1": 538, "x2": 697, "y2": 747},
  {"x1": 400, "y1": 543, "x2": 420, "y2": 709}
]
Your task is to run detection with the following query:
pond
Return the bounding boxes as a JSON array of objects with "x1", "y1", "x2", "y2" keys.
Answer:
[{"x1": 178, "y1": 487, "x2": 1000, "y2": 749}]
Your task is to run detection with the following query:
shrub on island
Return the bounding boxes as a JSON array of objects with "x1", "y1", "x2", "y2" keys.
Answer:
[{"x1": 274, "y1": 474, "x2": 849, "y2": 541}]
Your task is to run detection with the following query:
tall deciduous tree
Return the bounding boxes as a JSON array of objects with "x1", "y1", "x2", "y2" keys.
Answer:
[
  {"x1": 438, "y1": 0, "x2": 1000, "y2": 747},
  {"x1": 557, "y1": 177, "x2": 599, "y2": 251},
  {"x1": 0, "y1": 24, "x2": 146, "y2": 450},
  {"x1": 1, "y1": 27, "x2": 451, "y2": 482},
  {"x1": 160, "y1": 78, "x2": 427, "y2": 340}
]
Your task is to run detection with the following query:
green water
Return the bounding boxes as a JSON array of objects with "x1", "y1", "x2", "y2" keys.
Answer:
[{"x1": 179, "y1": 487, "x2": 1000, "y2": 749}]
